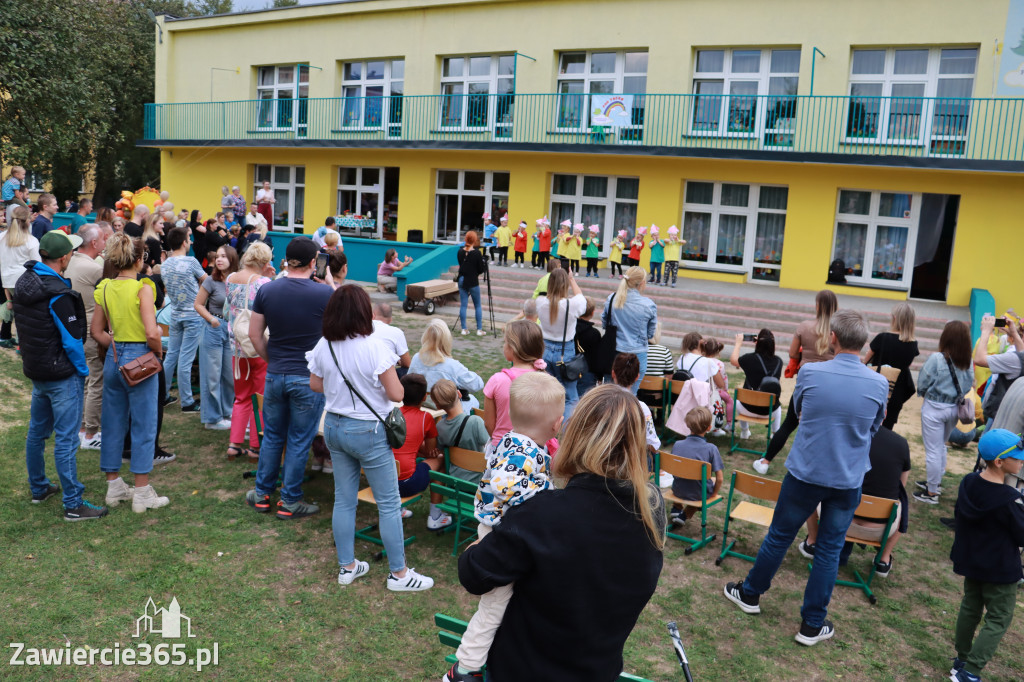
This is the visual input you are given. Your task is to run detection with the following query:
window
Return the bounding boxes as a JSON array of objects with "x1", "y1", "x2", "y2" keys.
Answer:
[
  {"x1": 832, "y1": 189, "x2": 920, "y2": 288},
  {"x1": 439, "y1": 55, "x2": 514, "y2": 130},
  {"x1": 26, "y1": 171, "x2": 46, "y2": 192},
  {"x1": 434, "y1": 170, "x2": 509, "y2": 242},
  {"x1": 254, "y1": 165, "x2": 305, "y2": 232},
  {"x1": 549, "y1": 174, "x2": 639, "y2": 254},
  {"x1": 846, "y1": 47, "x2": 977, "y2": 151},
  {"x1": 336, "y1": 167, "x2": 400, "y2": 239},
  {"x1": 691, "y1": 48, "x2": 800, "y2": 145},
  {"x1": 681, "y1": 181, "x2": 789, "y2": 282},
  {"x1": 340, "y1": 59, "x2": 403, "y2": 136},
  {"x1": 257, "y1": 64, "x2": 310, "y2": 132},
  {"x1": 556, "y1": 50, "x2": 647, "y2": 130}
]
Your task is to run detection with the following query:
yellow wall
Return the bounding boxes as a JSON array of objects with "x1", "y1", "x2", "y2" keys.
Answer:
[{"x1": 159, "y1": 146, "x2": 1024, "y2": 310}]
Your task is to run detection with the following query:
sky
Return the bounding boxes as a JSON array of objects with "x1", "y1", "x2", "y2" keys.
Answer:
[{"x1": 232, "y1": 0, "x2": 319, "y2": 11}]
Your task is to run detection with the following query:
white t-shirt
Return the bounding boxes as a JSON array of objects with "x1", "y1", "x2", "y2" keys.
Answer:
[
  {"x1": 371, "y1": 319, "x2": 409, "y2": 358},
  {"x1": 677, "y1": 352, "x2": 716, "y2": 383},
  {"x1": 536, "y1": 293, "x2": 587, "y2": 342},
  {"x1": 255, "y1": 188, "x2": 274, "y2": 203},
  {"x1": 0, "y1": 230, "x2": 40, "y2": 287},
  {"x1": 306, "y1": 336, "x2": 399, "y2": 420}
]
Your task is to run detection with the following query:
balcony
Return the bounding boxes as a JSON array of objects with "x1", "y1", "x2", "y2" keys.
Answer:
[{"x1": 142, "y1": 93, "x2": 1024, "y2": 169}]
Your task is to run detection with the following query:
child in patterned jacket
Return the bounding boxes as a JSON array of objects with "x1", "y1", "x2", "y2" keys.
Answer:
[{"x1": 443, "y1": 370, "x2": 565, "y2": 682}]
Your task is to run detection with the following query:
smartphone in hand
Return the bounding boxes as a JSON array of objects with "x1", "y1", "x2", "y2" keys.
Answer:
[
  {"x1": 314, "y1": 252, "x2": 330, "y2": 280},
  {"x1": 743, "y1": 333, "x2": 758, "y2": 342}
]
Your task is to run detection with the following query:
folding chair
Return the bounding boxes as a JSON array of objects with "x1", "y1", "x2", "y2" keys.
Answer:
[
  {"x1": 471, "y1": 407, "x2": 485, "y2": 418},
  {"x1": 429, "y1": 446, "x2": 486, "y2": 555},
  {"x1": 807, "y1": 494, "x2": 898, "y2": 604},
  {"x1": 729, "y1": 388, "x2": 776, "y2": 458},
  {"x1": 716, "y1": 470, "x2": 782, "y2": 566},
  {"x1": 637, "y1": 376, "x2": 667, "y2": 426},
  {"x1": 434, "y1": 614, "x2": 654, "y2": 682},
  {"x1": 354, "y1": 460, "x2": 423, "y2": 560},
  {"x1": 661, "y1": 452, "x2": 723, "y2": 554}
]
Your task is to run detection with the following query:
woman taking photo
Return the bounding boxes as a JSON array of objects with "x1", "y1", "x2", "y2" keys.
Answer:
[
  {"x1": 601, "y1": 266, "x2": 658, "y2": 394},
  {"x1": 730, "y1": 329, "x2": 784, "y2": 439},
  {"x1": 864, "y1": 302, "x2": 919, "y2": 430},
  {"x1": 753, "y1": 289, "x2": 837, "y2": 474},
  {"x1": 457, "y1": 231, "x2": 488, "y2": 336},
  {"x1": 91, "y1": 234, "x2": 169, "y2": 513},
  {"x1": 308, "y1": 285, "x2": 435, "y2": 592},
  {"x1": 195, "y1": 245, "x2": 238, "y2": 431},
  {"x1": 409, "y1": 318, "x2": 484, "y2": 410},
  {"x1": 914, "y1": 320, "x2": 973, "y2": 504},
  {"x1": 535, "y1": 268, "x2": 586, "y2": 418},
  {"x1": 224, "y1": 241, "x2": 273, "y2": 461},
  {"x1": 457, "y1": 385, "x2": 664, "y2": 681}
]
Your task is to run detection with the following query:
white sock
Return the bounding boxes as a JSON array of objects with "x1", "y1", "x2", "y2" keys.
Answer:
[{"x1": 429, "y1": 503, "x2": 443, "y2": 520}]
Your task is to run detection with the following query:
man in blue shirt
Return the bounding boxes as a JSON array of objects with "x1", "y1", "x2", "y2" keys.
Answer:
[
  {"x1": 31, "y1": 193, "x2": 58, "y2": 240},
  {"x1": 724, "y1": 309, "x2": 888, "y2": 647}
]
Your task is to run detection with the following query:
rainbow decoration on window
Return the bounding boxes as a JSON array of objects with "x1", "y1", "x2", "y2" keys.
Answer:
[{"x1": 591, "y1": 94, "x2": 634, "y2": 127}]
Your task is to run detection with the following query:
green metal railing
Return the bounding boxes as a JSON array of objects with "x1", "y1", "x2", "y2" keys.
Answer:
[{"x1": 143, "y1": 93, "x2": 1024, "y2": 162}]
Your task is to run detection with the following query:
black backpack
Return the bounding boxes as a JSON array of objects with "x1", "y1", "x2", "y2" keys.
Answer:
[
  {"x1": 754, "y1": 354, "x2": 783, "y2": 398},
  {"x1": 827, "y1": 259, "x2": 847, "y2": 284},
  {"x1": 982, "y1": 351, "x2": 1024, "y2": 422},
  {"x1": 673, "y1": 356, "x2": 702, "y2": 382}
]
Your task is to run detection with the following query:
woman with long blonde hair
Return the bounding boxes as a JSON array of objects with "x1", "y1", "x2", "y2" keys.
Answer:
[
  {"x1": 408, "y1": 318, "x2": 484, "y2": 409},
  {"x1": 534, "y1": 267, "x2": 586, "y2": 418},
  {"x1": 601, "y1": 265, "x2": 658, "y2": 394},
  {"x1": 457, "y1": 384, "x2": 664, "y2": 680},
  {"x1": 864, "y1": 302, "x2": 919, "y2": 429},
  {"x1": 754, "y1": 289, "x2": 839, "y2": 475},
  {"x1": 0, "y1": 206, "x2": 40, "y2": 347}
]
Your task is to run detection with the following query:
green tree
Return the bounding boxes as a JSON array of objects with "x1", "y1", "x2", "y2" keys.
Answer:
[{"x1": 271, "y1": 0, "x2": 300, "y2": 7}]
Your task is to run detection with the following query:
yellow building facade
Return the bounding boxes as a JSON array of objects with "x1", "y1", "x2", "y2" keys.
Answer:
[{"x1": 146, "y1": 0, "x2": 1024, "y2": 308}]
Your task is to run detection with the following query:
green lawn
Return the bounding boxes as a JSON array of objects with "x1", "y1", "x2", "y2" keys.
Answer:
[{"x1": 0, "y1": 307, "x2": 1022, "y2": 681}]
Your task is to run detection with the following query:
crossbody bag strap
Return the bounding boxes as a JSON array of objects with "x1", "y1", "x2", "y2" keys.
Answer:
[
  {"x1": 243, "y1": 274, "x2": 256, "y2": 312},
  {"x1": 560, "y1": 298, "x2": 570, "y2": 362},
  {"x1": 944, "y1": 355, "x2": 965, "y2": 400},
  {"x1": 327, "y1": 341, "x2": 386, "y2": 427},
  {"x1": 102, "y1": 282, "x2": 119, "y2": 365},
  {"x1": 453, "y1": 413, "x2": 471, "y2": 449}
]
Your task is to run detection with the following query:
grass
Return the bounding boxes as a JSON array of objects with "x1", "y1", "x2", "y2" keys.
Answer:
[{"x1": 0, "y1": 303, "x2": 1022, "y2": 681}]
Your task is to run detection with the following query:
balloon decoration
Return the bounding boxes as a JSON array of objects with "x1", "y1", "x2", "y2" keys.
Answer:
[{"x1": 112, "y1": 187, "x2": 165, "y2": 219}]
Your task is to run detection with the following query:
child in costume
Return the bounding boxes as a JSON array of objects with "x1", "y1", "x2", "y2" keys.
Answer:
[
  {"x1": 495, "y1": 215, "x2": 511, "y2": 266},
  {"x1": 482, "y1": 213, "x2": 498, "y2": 262},
  {"x1": 663, "y1": 225, "x2": 685, "y2": 288},
  {"x1": 554, "y1": 219, "x2": 571, "y2": 262},
  {"x1": 647, "y1": 224, "x2": 665, "y2": 284},
  {"x1": 628, "y1": 226, "x2": 646, "y2": 267},
  {"x1": 566, "y1": 223, "x2": 584, "y2": 274},
  {"x1": 609, "y1": 230, "x2": 626, "y2": 278},
  {"x1": 535, "y1": 217, "x2": 551, "y2": 269},
  {"x1": 513, "y1": 220, "x2": 528, "y2": 268},
  {"x1": 584, "y1": 224, "x2": 601, "y2": 277}
]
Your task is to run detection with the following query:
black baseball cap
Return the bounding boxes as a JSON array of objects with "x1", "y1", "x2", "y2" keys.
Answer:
[{"x1": 285, "y1": 236, "x2": 318, "y2": 264}]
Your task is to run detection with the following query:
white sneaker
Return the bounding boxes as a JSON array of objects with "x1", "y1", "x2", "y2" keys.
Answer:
[
  {"x1": 105, "y1": 477, "x2": 135, "y2": 506},
  {"x1": 387, "y1": 567, "x2": 434, "y2": 592},
  {"x1": 738, "y1": 426, "x2": 751, "y2": 440},
  {"x1": 322, "y1": 459, "x2": 334, "y2": 475},
  {"x1": 311, "y1": 458, "x2": 323, "y2": 472},
  {"x1": 658, "y1": 471, "x2": 674, "y2": 489},
  {"x1": 80, "y1": 433, "x2": 102, "y2": 450},
  {"x1": 711, "y1": 428, "x2": 727, "y2": 437},
  {"x1": 204, "y1": 420, "x2": 231, "y2": 430},
  {"x1": 476, "y1": 329, "x2": 486, "y2": 336},
  {"x1": 132, "y1": 485, "x2": 170, "y2": 513},
  {"x1": 461, "y1": 329, "x2": 468, "y2": 335},
  {"x1": 427, "y1": 512, "x2": 453, "y2": 530},
  {"x1": 752, "y1": 459, "x2": 770, "y2": 475},
  {"x1": 401, "y1": 508, "x2": 413, "y2": 519},
  {"x1": 337, "y1": 560, "x2": 369, "y2": 586}
]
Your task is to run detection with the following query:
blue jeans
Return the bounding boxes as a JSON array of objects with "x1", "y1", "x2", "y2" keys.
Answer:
[
  {"x1": 459, "y1": 281, "x2": 482, "y2": 331},
  {"x1": 164, "y1": 316, "x2": 203, "y2": 406},
  {"x1": 649, "y1": 262, "x2": 663, "y2": 282},
  {"x1": 100, "y1": 342, "x2": 159, "y2": 474},
  {"x1": 199, "y1": 321, "x2": 234, "y2": 424},
  {"x1": 256, "y1": 373, "x2": 325, "y2": 504},
  {"x1": 26, "y1": 375, "x2": 86, "y2": 508},
  {"x1": 742, "y1": 473, "x2": 861, "y2": 628},
  {"x1": 324, "y1": 413, "x2": 407, "y2": 573},
  {"x1": 543, "y1": 339, "x2": 579, "y2": 420},
  {"x1": 578, "y1": 370, "x2": 599, "y2": 397}
]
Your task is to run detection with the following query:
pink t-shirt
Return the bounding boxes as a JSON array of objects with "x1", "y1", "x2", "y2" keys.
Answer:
[
  {"x1": 378, "y1": 257, "x2": 400, "y2": 277},
  {"x1": 484, "y1": 367, "x2": 532, "y2": 447}
]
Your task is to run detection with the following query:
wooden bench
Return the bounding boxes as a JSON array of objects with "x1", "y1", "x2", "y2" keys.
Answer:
[{"x1": 403, "y1": 278, "x2": 459, "y2": 315}]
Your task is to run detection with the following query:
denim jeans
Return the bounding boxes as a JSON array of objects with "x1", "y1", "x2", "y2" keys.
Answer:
[
  {"x1": 742, "y1": 473, "x2": 861, "y2": 628},
  {"x1": 100, "y1": 342, "x2": 159, "y2": 474},
  {"x1": 577, "y1": 370, "x2": 599, "y2": 397},
  {"x1": 199, "y1": 321, "x2": 234, "y2": 425},
  {"x1": 164, "y1": 316, "x2": 203, "y2": 406},
  {"x1": 323, "y1": 413, "x2": 407, "y2": 573},
  {"x1": 26, "y1": 375, "x2": 86, "y2": 508},
  {"x1": 459, "y1": 281, "x2": 482, "y2": 331},
  {"x1": 649, "y1": 262, "x2": 663, "y2": 282},
  {"x1": 543, "y1": 339, "x2": 579, "y2": 420},
  {"x1": 255, "y1": 373, "x2": 325, "y2": 504}
]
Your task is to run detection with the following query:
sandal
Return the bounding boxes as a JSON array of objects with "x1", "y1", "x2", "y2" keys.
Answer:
[
  {"x1": 247, "y1": 447, "x2": 260, "y2": 463},
  {"x1": 226, "y1": 445, "x2": 245, "y2": 461}
]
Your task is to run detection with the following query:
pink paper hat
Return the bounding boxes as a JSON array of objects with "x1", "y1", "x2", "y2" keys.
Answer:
[
  {"x1": 637, "y1": 225, "x2": 648, "y2": 235},
  {"x1": 535, "y1": 216, "x2": 546, "y2": 225},
  {"x1": 482, "y1": 212, "x2": 491, "y2": 220},
  {"x1": 650, "y1": 223, "x2": 659, "y2": 235},
  {"x1": 588, "y1": 224, "x2": 599, "y2": 233},
  {"x1": 500, "y1": 214, "x2": 508, "y2": 222},
  {"x1": 618, "y1": 230, "x2": 627, "y2": 239},
  {"x1": 573, "y1": 223, "x2": 584, "y2": 233},
  {"x1": 542, "y1": 216, "x2": 550, "y2": 226},
  {"x1": 667, "y1": 225, "x2": 679, "y2": 236},
  {"x1": 560, "y1": 219, "x2": 572, "y2": 228}
]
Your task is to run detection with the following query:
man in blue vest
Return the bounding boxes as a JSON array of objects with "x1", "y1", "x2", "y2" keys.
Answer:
[{"x1": 13, "y1": 231, "x2": 107, "y2": 521}]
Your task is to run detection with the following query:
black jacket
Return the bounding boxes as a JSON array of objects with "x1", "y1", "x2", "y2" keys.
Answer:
[
  {"x1": 456, "y1": 247, "x2": 487, "y2": 290},
  {"x1": 12, "y1": 261, "x2": 88, "y2": 382},
  {"x1": 950, "y1": 472, "x2": 1024, "y2": 584},
  {"x1": 575, "y1": 318, "x2": 608, "y2": 375},
  {"x1": 458, "y1": 474, "x2": 664, "y2": 682}
]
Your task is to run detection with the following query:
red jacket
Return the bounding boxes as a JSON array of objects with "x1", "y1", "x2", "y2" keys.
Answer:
[{"x1": 538, "y1": 227, "x2": 552, "y2": 251}]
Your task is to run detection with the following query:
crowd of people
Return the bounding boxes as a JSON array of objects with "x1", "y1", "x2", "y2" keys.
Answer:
[{"x1": 2, "y1": 175, "x2": 1022, "y2": 681}]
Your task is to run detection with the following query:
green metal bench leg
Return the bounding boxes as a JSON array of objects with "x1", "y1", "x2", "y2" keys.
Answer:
[{"x1": 356, "y1": 497, "x2": 420, "y2": 559}]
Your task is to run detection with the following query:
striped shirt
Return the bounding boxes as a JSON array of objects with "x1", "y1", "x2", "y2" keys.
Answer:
[{"x1": 646, "y1": 343, "x2": 674, "y2": 376}]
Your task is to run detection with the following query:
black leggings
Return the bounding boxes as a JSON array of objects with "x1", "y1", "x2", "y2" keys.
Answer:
[
  {"x1": 498, "y1": 247, "x2": 508, "y2": 265},
  {"x1": 610, "y1": 261, "x2": 623, "y2": 276},
  {"x1": 538, "y1": 251, "x2": 550, "y2": 268},
  {"x1": 514, "y1": 250, "x2": 525, "y2": 265},
  {"x1": 569, "y1": 259, "x2": 579, "y2": 274},
  {"x1": 764, "y1": 396, "x2": 798, "y2": 462},
  {"x1": 586, "y1": 257, "x2": 599, "y2": 275},
  {"x1": 0, "y1": 287, "x2": 11, "y2": 340}
]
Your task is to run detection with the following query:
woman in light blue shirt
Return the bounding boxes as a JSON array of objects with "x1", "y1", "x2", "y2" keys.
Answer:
[
  {"x1": 408, "y1": 318, "x2": 484, "y2": 409},
  {"x1": 601, "y1": 266, "x2": 658, "y2": 394}
]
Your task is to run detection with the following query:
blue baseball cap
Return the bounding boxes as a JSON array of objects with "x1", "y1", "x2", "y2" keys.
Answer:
[{"x1": 977, "y1": 429, "x2": 1024, "y2": 461}]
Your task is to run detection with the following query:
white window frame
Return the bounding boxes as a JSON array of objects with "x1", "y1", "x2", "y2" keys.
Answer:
[
  {"x1": 336, "y1": 167, "x2": 386, "y2": 238},
  {"x1": 548, "y1": 174, "x2": 639, "y2": 255},
  {"x1": 555, "y1": 50, "x2": 648, "y2": 135},
  {"x1": 339, "y1": 59, "x2": 403, "y2": 135},
  {"x1": 438, "y1": 55, "x2": 514, "y2": 132},
  {"x1": 254, "y1": 165, "x2": 305, "y2": 233},
  {"x1": 434, "y1": 170, "x2": 509, "y2": 244},
  {"x1": 26, "y1": 171, "x2": 46, "y2": 193},
  {"x1": 831, "y1": 188, "x2": 921, "y2": 290},
  {"x1": 845, "y1": 47, "x2": 977, "y2": 151},
  {"x1": 256, "y1": 64, "x2": 310, "y2": 133},
  {"x1": 690, "y1": 48, "x2": 801, "y2": 146},
  {"x1": 680, "y1": 181, "x2": 789, "y2": 283}
]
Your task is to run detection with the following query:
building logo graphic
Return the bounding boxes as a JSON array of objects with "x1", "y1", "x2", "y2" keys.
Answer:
[{"x1": 134, "y1": 598, "x2": 195, "y2": 639}]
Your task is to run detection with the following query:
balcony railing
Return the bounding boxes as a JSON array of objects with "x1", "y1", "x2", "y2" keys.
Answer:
[{"x1": 143, "y1": 93, "x2": 1024, "y2": 162}]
